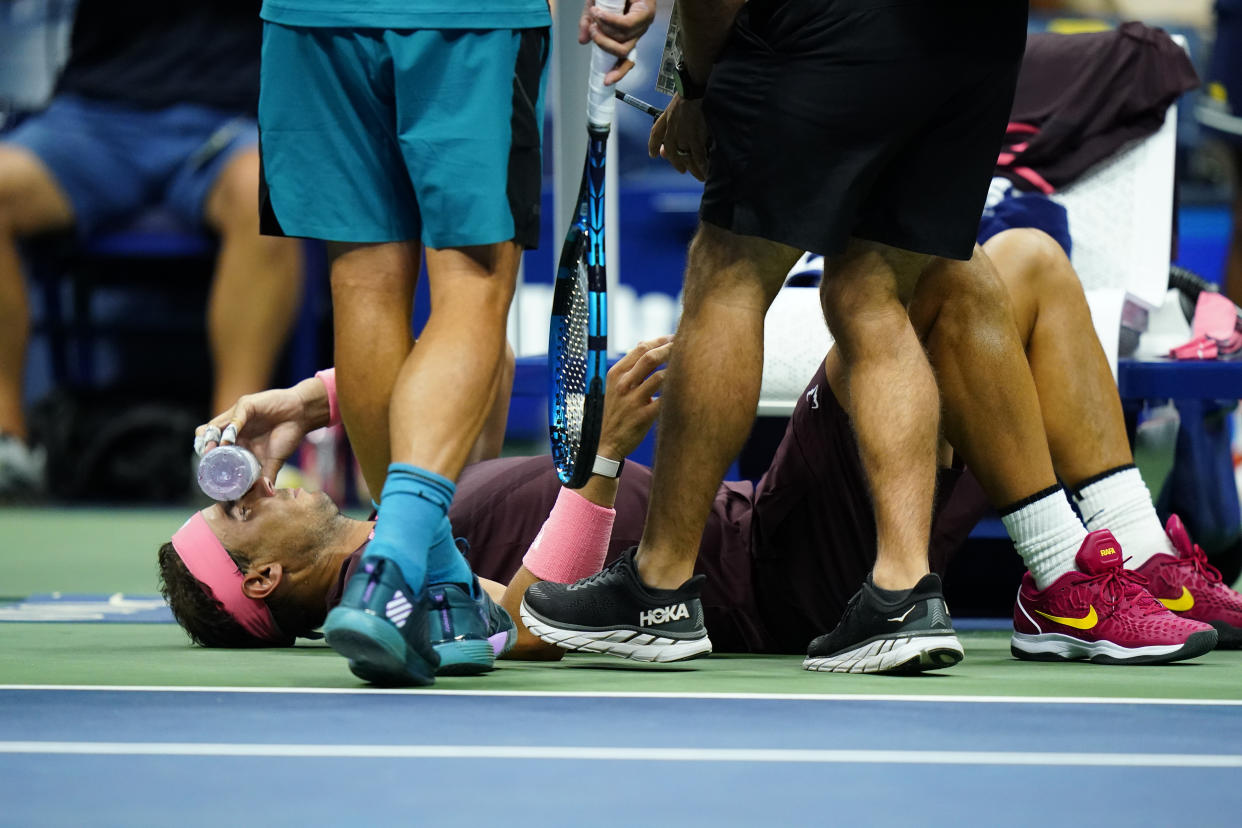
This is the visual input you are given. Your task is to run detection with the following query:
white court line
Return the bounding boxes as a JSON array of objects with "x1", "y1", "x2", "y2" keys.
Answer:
[
  {"x1": 2, "y1": 685, "x2": 1241, "y2": 706},
  {"x1": 1, "y1": 741, "x2": 1240, "y2": 767}
]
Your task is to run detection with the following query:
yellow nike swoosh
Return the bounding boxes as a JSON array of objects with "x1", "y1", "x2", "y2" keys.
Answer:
[
  {"x1": 1034, "y1": 605, "x2": 1098, "y2": 630},
  {"x1": 1159, "y1": 587, "x2": 1195, "y2": 612}
]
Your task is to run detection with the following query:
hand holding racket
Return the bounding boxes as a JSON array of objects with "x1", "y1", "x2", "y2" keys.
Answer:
[
  {"x1": 549, "y1": 0, "x2": 627, "y2": 488},
  {"x1": 579, "y1": 0, "x2": 657, "y2": 85}
]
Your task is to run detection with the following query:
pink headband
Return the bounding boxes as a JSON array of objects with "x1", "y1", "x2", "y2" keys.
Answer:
[{"x1": 170, "y1": 512, "x2": 291, "y2": 645}]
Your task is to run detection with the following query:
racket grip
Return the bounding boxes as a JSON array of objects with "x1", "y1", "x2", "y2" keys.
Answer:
[{"x1": 587, "y1": 0, "x2": 627, "y2": 128}]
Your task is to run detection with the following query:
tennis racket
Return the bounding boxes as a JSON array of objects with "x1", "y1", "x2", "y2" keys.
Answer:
[{"x1": 548, "y1": 0, "x2": 626, "y2": 489}]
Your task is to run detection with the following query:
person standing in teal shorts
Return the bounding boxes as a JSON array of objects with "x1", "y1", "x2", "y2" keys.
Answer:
[{"x1": 250, "y1": 0, "x2": 656, "y2": 686}]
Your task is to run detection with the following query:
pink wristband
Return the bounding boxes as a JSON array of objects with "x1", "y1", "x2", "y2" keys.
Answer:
[
  {"x1": 523, "y1": 487, "x2": 615, "y2": 583},
  {"x1": 314, "y1": 368, "x2": 341, "y2": 427}
]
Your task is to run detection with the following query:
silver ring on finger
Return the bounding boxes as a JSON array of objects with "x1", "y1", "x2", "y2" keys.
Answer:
[{"x1": 675, "y1": 147, "x2": 691, "y2": 156}]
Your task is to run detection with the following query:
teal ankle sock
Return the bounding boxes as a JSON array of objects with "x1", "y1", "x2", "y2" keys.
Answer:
[
  {"x1": 364, "y1": 464, "x2": 456, "y2": 591},
  {"x1": 426, "y1": 517, "x2": 473, "y2": 588}
]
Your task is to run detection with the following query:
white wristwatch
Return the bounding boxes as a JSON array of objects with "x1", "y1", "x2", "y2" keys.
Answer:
[{"x1": 591, "y1": 455, "x2": 625, "y2": 479}]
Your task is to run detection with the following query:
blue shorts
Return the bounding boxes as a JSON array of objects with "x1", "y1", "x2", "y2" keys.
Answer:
[
  {"x1": 258, "y1": 23, "x2": 549, "y2": 248},
  {"x1": 3, "y1": 94, "x2": 258, "y2": 237}
]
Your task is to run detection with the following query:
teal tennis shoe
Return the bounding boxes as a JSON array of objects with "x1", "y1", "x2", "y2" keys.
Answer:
[
  {"x1": 324, "y1": 557, "x2": 439, "y2": 687},
  {"x1": 428, "y1": 579, "x2": 517, "y2": 675}
]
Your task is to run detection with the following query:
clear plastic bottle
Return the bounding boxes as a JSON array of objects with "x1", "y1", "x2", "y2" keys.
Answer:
[{"x1": 197, "y1": 445, "x2": 260, "y2": 501}]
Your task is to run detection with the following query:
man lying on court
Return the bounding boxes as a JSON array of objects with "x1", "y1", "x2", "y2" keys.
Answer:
[{"x1": 160, "y1": 228, "x2": 1242, "y2": 673}]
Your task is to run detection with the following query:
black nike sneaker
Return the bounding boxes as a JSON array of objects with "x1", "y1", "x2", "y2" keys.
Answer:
[
  {"x1": 520, "y1": 547, "x2": 713, "y2": 662},
  {"x1": 803, "y1": 573, "x2": 964, "y2": 674}
]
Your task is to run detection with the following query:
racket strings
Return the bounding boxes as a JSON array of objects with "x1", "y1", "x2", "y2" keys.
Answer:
[{"x1": 553, "y1": 262, "x2": 592, "y2": 467}]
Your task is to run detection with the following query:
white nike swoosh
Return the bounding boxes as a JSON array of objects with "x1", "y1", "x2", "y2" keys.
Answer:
[{"x1": 888, "y1": 606, "x2": 915, "y2": 624}]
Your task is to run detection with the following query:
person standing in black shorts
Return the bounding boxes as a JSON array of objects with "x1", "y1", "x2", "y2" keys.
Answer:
[{"x1": 522, "y1": 1, "x2": 1050, "y2": 673}]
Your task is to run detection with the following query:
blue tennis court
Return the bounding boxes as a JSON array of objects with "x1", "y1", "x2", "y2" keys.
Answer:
[{"x1": 2, "y1": 686, "x2": 1240, "y2": 827}]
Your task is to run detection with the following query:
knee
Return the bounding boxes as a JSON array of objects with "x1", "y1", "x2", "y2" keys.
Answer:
[
  {"x1": 942, "y1": 246, "x2": 1013, "y2": 308},
  {"x1": 330, "y1": 251, "x2": 410, "y2": 300},
  {"x1": 819, "y1": 270, "x2": 907, "y2": 346},
  {"x1": 206, "y1": 151, "x2": 261, "y2": 234},
  {"x1": 1014, "y1": 230, "x2": 1083, "y2": 302},
  {"x1": 0, "y1": 148, "x2": 67, "y2": 239},
  {"x1": 916, "y1": 249, "x2": 1017, "y2": 347},
  {"x1": 681, "y1": 225, "x2": 792, "y2": 315}
]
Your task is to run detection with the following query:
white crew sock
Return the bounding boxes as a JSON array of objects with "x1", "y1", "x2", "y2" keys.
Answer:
[
  {"x1": 1072, "y1": 465, "x2": 1173, "y2": 569},
  {"x1": 1000, "y1": 485, "x2": 1088, "y2": 590}
]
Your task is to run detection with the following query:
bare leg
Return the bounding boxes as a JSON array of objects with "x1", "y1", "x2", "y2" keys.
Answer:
[
  {"x1": 820, "y1": 239, "x2": 937, "y2": 590},
  {"x1": 986, "y1": 228, "x2": 1178, "y2": 571},
  {"x1": 635, "y1": 223, "x2": 799, "y2": 588},
  {"x1": 0, "y1": 146, "x2": 75, "y2": 439},
  {"x1": 389, "y1": 242, "x2": 520, "y2": 477},
  {"x1": 329, "y1": 241, "x2": 419, "y2": 496},
  {"x1": 983, "y1": 229, "x2": 1133, "y2": 488},
  {"x1": 907, "y1": 245, "x2": 1058, "y2": 506},
  {"x1": 465, "y1": 340, "x2": 514, "y2": 467},
  {"x1": 203, "y1": 149, "x2": 303, "y2": 416}
]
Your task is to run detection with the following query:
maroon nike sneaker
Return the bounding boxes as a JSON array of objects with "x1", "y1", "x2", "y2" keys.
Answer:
[
  {"x1": 1134, "y1": 515, "x2": 1242, "y2": 649},
  {"x1": 1012, "y1": 529, "x2": 1217, "y2": 664}
]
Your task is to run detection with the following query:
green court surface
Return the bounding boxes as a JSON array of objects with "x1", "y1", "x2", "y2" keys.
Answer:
[{"x1": 3, "y1": 506, "x2": 1241, "y2": 699}]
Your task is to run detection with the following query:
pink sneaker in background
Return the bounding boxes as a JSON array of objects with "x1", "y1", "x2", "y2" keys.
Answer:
[{"x1": 1134, "y1": 515, "x2": 1242, "y2": 649}]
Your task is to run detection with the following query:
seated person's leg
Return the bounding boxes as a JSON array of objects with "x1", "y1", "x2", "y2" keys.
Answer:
[
  {"x1": 199, "y1": 145, "x2": 303, "y2": 416},
  {"x1": 0, "y1": 144, "x2": 74, "y2": 442},
  {"x1": 1, "y1": 97, "x2": 151, "y2": 494}
]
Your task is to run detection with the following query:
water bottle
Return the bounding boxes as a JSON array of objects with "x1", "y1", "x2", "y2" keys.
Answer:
[{"x1": 197, "y1": 445, "x2": 260, "y2": 501}]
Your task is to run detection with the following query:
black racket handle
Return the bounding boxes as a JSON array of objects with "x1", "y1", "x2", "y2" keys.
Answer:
[{"x1": 614, "y1": 89, "x2": 665, "y2": 119}]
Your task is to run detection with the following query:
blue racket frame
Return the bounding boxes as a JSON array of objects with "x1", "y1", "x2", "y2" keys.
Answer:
[{"x1": 549, "y1": 125, "x2": 610, "y2": 488}]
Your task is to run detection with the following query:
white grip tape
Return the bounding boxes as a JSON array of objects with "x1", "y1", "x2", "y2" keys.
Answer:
[{"x1": 587, "y1": 0, "x2": 627, "y2": 128}]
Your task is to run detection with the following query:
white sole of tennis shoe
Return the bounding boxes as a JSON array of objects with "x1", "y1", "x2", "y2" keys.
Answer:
[
  {"x1": 803, "y1": 633, "x2": 964, "y2": 674},
  {"x1": 520, "y1": 600, "x2": 713, "y2": 663}
]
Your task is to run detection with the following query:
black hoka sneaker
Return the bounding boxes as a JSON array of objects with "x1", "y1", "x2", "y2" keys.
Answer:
[
  {"x1": 520, "y1": 547, "x2": 713, "y2": 662},
  {"x1": 803, "y1": 573, "x2": 964, "y2": 674},
  {"x1": 323, "y1": 557, "x2": 440, "y2": 687}
]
